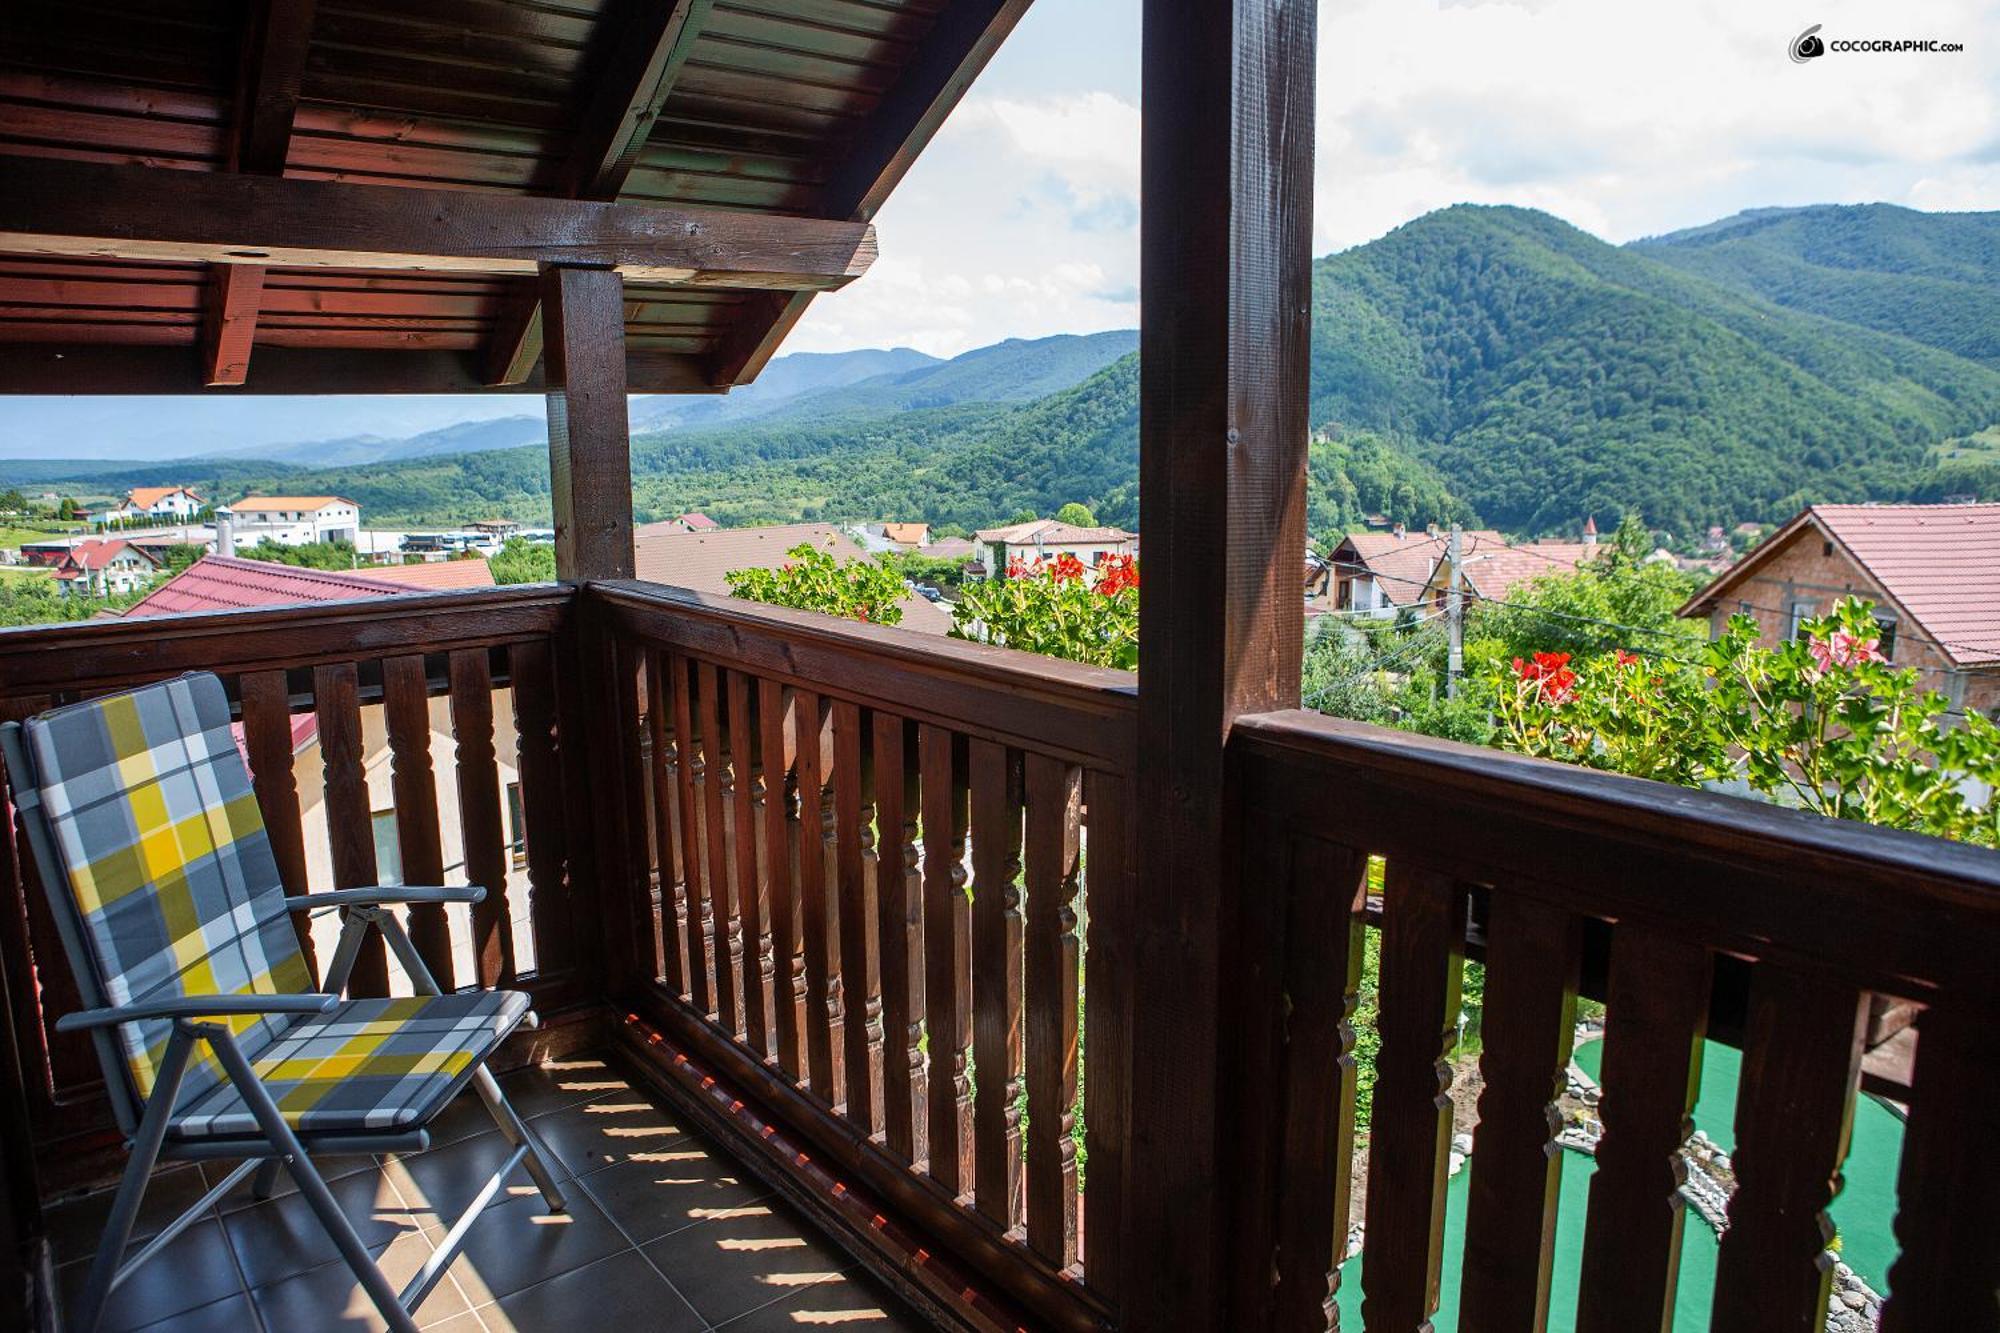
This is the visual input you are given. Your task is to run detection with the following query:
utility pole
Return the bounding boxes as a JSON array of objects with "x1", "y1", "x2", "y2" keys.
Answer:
[{"x1": 1446, "y1": 523, "x2": 1464, "y2": 698}]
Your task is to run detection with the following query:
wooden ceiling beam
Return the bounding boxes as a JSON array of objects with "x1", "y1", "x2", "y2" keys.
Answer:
[
  {"x1": 205, "y1": 0, "x2": 317, "y2": 385},
  {"x1": 0, "y1": 344, "x2": 720, "y2": 395},
  {"x1": 709, "y1": 0, "x2": 1031, "y2": 386},
  {"x1": 486, "y1": 0, "x2": 712, "y2": 386},
  {"x1": 0, "y1": 159, "x2": 879, "y2": 288}
]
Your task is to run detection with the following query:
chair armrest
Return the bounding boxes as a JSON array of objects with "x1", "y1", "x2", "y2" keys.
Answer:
[
  {"x1": 57, "y1": 992, "x2": 339, "y2": 1032},
  {"x1": 284, "y1": 886, "x2": 486, "y2": 910}
]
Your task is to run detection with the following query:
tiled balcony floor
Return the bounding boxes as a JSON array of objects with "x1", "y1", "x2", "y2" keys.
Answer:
[{"x1": 45, "y1": 1054, "x2": 928, "y2": 1333}]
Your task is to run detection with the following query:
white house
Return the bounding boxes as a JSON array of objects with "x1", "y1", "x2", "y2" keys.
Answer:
[
  {"x1": 219, "y1": 496, "x2": 362, "y2": 547},
  {"x1": 51, "y1": 539, "x2": 162, "y2": 598},
  {"x1": 970, "y1": 519, "x2": 1135, "y2": 579},
  {"x1": 93, "y1": 486, "x2": 207, "y2": 526}
]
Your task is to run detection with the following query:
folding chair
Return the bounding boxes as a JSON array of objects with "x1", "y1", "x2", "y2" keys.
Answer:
[{"x1": 2, "y1": 671, "x2": 567, "y2": 1333}]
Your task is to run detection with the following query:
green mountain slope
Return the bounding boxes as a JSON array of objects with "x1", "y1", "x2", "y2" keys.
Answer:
[
  {"x1": 1308, "y1": 205, "x2": 2000, "y2": 531},
  {"x1": 1631, "y1": 204, "x2": 2000, "y2": 366}
]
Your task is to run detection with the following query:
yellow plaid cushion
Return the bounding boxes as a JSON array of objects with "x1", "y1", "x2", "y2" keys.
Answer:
[
  {"x1": 24, "y1": 675, "x2": 311, "y2": 1109},
  {"x1": 168, "y1": 991, "x2": 530, "y2": 1139}
]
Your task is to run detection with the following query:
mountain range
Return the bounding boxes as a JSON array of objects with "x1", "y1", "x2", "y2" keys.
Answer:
[{"x1": 5, "y1": 203, "x2": 1994, "y2": 538}]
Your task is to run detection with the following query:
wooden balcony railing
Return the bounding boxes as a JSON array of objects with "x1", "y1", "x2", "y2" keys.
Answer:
[
  {"x1": 0, "y1": 585, "x2": 598, "y2": 1182},
  {"x1": 1, "y1": 580, "x2": 1992, "y2": 1331},
  {"x1": 592, "y1": 580, "x2": 1138, "y2": 1332}
]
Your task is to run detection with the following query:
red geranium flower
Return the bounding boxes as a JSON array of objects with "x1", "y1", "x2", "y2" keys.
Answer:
[
  {"x1": 1050, "y1": 552, "x2": 1086, "y2": 583},
  {"x1": 1095, "y1": 554, "x2": 1138, "y2": 596}
]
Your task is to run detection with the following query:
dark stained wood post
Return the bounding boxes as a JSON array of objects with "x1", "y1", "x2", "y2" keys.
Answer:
[
  {"x1": 1123, "y1": 0, "x2": 1316, "y2": 1315},
  {"x1": 541, "y1": 263, "x2": 635, "y2": 584}
]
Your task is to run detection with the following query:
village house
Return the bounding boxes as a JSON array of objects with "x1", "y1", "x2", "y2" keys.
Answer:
[
  {"x1": 92, "y1": 485, "x2": 207, "y2": 525},
  {"x1": 1680, "y1": 501, "x2": 2000, "y2": 715},
  {"x1": 970, "y1": 518, "x2": 1135, "y2": 579},
  {"x1": 1415, "y1": 526, "x2": 1600, "y2": 609},
  {"x1": 1321, "y1": 526, "x2": 1465, "y2": 616},
  {"x1": 217, "y1": 495, "x2": 362, "y2": 547},
  {"x1": 49, "y1": 537, "x2": 161, "y2": 597}
]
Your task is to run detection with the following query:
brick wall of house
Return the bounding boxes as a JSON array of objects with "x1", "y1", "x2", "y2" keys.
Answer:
[{"x1": 1704, "y1": 525, "x2": 1999, "y2": 715}]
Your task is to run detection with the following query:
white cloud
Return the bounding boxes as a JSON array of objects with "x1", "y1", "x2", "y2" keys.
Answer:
[{"x1": 793, "y1": 0, "x2": 1997, "y2": 354}]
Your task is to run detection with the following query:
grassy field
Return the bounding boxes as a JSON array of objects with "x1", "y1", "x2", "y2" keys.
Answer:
[
  {"x1": 0, "y1": 524, "x2": 85, "y2": 547},
  {"x1": 0, "y1": 566, "x2": 53, "y2": 583},
  {"x1": 1930, "y1": 424, "x2": 2000, "y2": 466}
]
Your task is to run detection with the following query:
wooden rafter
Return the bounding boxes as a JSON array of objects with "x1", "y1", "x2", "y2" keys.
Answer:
[
  {"x1": 204, "y1": 0, "x2": 316, "y2": 385},
  {"x1": 0, "y1": 160, "x2": 879, "y2": 288},
  {"x1": 485, "y1": 0, "x2": 712, "y2": 385},
  {"x1": 709, "y1": 0, "x2": 1033, "y2": 386}
]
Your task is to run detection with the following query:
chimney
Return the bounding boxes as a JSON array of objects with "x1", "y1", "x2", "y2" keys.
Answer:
[
  {"x1": 1583, "y1": 515, "x2": 1598, "y2": 546},
  {"x1": 1392, "y1": 522, "x2": 1406, "y2": 540},
  {"x1": 216, "y1": 516, "x2": 235, "y2": 558}
]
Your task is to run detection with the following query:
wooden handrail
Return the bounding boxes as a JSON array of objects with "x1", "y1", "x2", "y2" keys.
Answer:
[
  {"x1": 1231, "y1": 707, "x2": 2000, "y2": 1003},
  {"x1": 588, "y1": 579, "x2": 1139, "y2": 773}
]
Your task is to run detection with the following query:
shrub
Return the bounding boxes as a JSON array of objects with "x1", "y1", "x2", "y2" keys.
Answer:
[
  {"x1": 726, "y1": 541, "x2": 908, "y2": 626},
  {"x1": 950, "y1": 553, "x2": 1138, "y2": 669}
]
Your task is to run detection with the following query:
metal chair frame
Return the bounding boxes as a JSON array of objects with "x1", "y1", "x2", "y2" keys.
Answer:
[{"x1": 1, "y1": 719, "x2": 567, "y2": 1333}]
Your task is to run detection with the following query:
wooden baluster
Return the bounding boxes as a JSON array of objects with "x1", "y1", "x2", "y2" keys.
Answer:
[
  {"x1": 1360, "y1": 863, "x2": 1467, "y2": 1330},
  {"x1": 1711, "y1": 964, "x2": 1868, "y2": 1333},
  {"x1": 831, "y1": 700, "x2": 878, "y2": 1132},
  {"x1": 643, "y1": 650, "x2": 687, "y2": 995},
  {"x1": 382, "y1": 655, "x2": 452, "y2": 989},
  {"x1": 313, "y1": 662, "x2": 385, "y2": 995},
  {"x1": 794, "y1": 689, "x2": 837, "y2": 1103},
  {"x1": 1024, "y1": 754, "x2": 1082, "y2": 1269},
  {"x1": 1576, "y1": 926, "x2": 1711, "y2": 1333},
  {"x1": 1081, "y1": 769, "x2": 1135, "y2": 1299},
  {"x1": 1462, "y1": 890, "x2": 1583, "y2": 1331},
  {"x1": 448, "y1": 648, "x2": 514, "y2": 988},
  {"x1": 698, "y1": 662, "x2": 739, "y2": 1037},
  {"x1": 873, "y1": 711, "x2": 923, "y2": 1162},
  {"x1": 818, "y1": 708, "x2": 845, "y2": 1108},
  {"x1": 759, "y1": 679, "x2": 802, "y2": 1077},
  {"x1": 921, "y1": 724, "x2": 973, "y2": 1198},
  {"x1": 859, "y1": 720, "x2": 886, "y2": 1132},
  {"x1": 238, "y1": 670, "x2": 316, "y2": 979},
  {"x1": 728, "y1": 671, "x2": 769, "y2": 1059},
  {"x1": 969, "y1": 739, "x2": 1024, "y2": 1230},
  {"x1": 1881, "y1": 998, "x2": 2000, "y2": 1332},
  {"x1": 510, "y1": 639, "x2": 574, "y2": 978},
  {"x1": 668, "y1": 653, "x2": 712, "y2": 1016}
]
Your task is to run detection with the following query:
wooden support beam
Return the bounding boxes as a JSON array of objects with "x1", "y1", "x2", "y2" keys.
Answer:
[
  {"x1": 485, "y1": 0, "x2": 711, "y2": 385},
  {"x1": 1121, "y1": 0, "x2": 1316, "y2": 1316},
  {"x1": 542, "y1": 265, "x2": 635, "y2": 582},
  {"x1": 204, "y1": 0, "x2": 316, "y2": 386},
  {"x1": 202, "y1": 262, "x2": 264, "y2": 385},
  {"x1": 0, "y1": 344, "x2": 718, "y2": 395},
  {"x1": 0, "y1": 159, "x2": 879, "y2": 288},
  {"x1": 708, "y1": 0, "x2": 1031, "y2": 386}
]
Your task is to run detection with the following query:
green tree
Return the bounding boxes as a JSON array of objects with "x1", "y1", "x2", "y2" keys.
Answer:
[
  {"x1": 56, "y1": 497, "x2": 77, "y2": 521},
  {"x1": 1467, "y1": 516, "x2": 1704, "y2": 664},
  {"x1": 238, "y1": 540, "x2": 360, "y2": 571},
  {"x1": 726, "y1": 542, "x2": 908, "y2": 626},
  {"x1": 1007, "y1": 507, "x2": 1039, "y2": 526},
  {"x1": 490, "y1": 538, "x2": 556, "y2": 585},
  {"x1": 0, "y1": 489, "x2": 25, "y2": 514},
  {"x1": 1054, "y1": 502, "x2": 1097, "y2": 527}
]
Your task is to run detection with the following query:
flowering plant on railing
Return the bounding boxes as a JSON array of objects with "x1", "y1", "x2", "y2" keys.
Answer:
[
  {"x1": 725, "y1": 542, "x2": 908, "y2": 626},
  {"x1": 950, "y1": 553, "x2": 1139, "y2": 669},
  {"x1": 1489, "y1": 597, "x2": 2000, "y2": 846}
]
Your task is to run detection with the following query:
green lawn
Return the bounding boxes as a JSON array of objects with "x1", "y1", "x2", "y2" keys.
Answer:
[{"x1": 0, "y1": 565, "x2": 53, "y2": 583}]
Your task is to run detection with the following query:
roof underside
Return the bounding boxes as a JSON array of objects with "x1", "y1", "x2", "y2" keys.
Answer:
[{"x1": 0, "y1": 0, "x2": 1026, "y2": 393}]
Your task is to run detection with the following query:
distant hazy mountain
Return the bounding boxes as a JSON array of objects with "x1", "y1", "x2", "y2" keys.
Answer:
[
  {"x1": 1630, "y1": 204, "x2": 2000, "y2": 367},
  {"x1": 213, "y1": 414, "x2": 548, "y2": 467},
  {"x1": 631, "y1": 345, "x2": 940, "y2": 433}
]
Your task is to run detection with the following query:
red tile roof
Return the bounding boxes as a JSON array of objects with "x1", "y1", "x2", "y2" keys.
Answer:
[
  {"x1": 121, "y1": 555, "x2": 410, "y2": 617},
  {"x1": 1329, "y1": 530, "x2": 1484, "y2": 603},
  {"x1": 352, "y1": 559, "x2": 496, "y2": 591},
  {"x1": 1686, "y1": 503, "x2": 2000, "y2": 666},
  {"x1": 53, "y1": 538, "x2": 160, "y2": 580},
  {"x1": 1457, "y1": 537, "x2": 1598, "y2": 603},
  {"x1": 676, "y1": 511, "x2": 720, "y2": 531}
]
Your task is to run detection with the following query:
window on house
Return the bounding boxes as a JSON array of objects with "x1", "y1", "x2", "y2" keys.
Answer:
[
  {"x1": 507, "y1": 782, "x2": 527, "y2": 868},
  {"x1": 371, "y1": 809, "x2": 403, "y2": 886},
  {"x1": 1786, "y1": 599, "x2": 1816, "y2": 641},
  {"x1": 1873, "y1": 615, "x2": 1898, "y2": 661}
]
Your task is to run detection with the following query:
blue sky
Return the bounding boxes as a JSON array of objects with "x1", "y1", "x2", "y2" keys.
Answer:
[{"x1": 0, "y1": 0, "x2": 1992, "y2": 458}]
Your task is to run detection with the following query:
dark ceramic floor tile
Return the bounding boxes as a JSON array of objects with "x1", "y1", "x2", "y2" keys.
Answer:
[
  {"x1": 220, "y1": 1165, "x2": 430, "y2": 1290},
  {"x1": 575, "y1": 1136, "x2": 773, "y2": 1245},
  {"x1": 200, "y1": 1148, "x2": 380, "y2": 1212},
  {"x1": 641, "y1": 1201, "x2": 853, "y2": 1327},
  {"x1": 717, "y1": 1268, "x2": 928, "y2": 1331},
  {"x1": 382, "y1": 1123, "x2": 574, "y2": 1236},
  {"x1": 129, "y1": 1291, "x2": 263, "y2": 1333},
  {"x1": 439, "y1": 1187, "x2": 628, "y2": 1307},
  {"x1": 525, "y1": 1091, "x2": 692, "y2": 1177},
  {"x1": 477, "y1": 1249, "x2": 704, "y2": 1333},
  {"x1": 248, "y1": 1237, "x2": 473, "y2": 1333},
  {"x1": 503, "y1": 1056, "x2": 630, "y2": 1119},
  {"x1": 58, "y1": 1218, "x2": 244, "y2": 1333},
  {"x1": 45, "y1": 1165, "x2": 213, "y2": 1266}
]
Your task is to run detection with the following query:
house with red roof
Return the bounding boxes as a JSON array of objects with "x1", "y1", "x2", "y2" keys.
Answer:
[
  {"x1": 674, "y1": 511, "x2": 721, "y2": 532},
  {"x1": 50, "y1": 538, "x2": 162, "y2": 598},
  {"x1": 1680, "y1": 502, "x2": 2000, "y2": 715}
]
